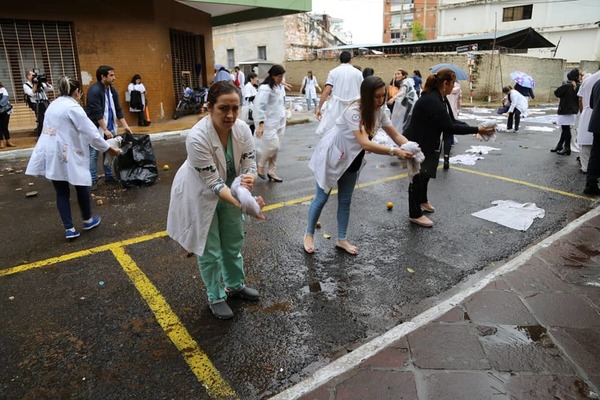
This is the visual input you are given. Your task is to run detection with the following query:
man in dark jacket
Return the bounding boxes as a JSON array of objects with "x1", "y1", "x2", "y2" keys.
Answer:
[
  {"x1": 85, "y1": 65, "x2": 132, "y2": 189},
  {"x1": 584, "y1": 79, "x2": 600, "y2": 195}
]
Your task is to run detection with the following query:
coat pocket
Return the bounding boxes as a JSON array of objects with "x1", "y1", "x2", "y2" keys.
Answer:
[{"x1": 326, "y1": 144, "x2": 346, "y2": 170}]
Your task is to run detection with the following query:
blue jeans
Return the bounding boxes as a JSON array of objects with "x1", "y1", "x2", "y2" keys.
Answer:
[
  {"x1": 306, "y1": 97, "x2": 318, "y2": 111},
  {"x1": 52, "y1": 180, "x2": 92, "y2": 229},
  {"x1": 306, "y1": 170, "x2": 358, "y2": 240},
  {"x1": 89, "y1": 128, "x2": 116, "y2": 182}
]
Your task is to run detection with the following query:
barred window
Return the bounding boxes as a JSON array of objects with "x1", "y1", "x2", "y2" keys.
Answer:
[{"x1": 0, "y1": 19, "x2": 80, "y2": 104}]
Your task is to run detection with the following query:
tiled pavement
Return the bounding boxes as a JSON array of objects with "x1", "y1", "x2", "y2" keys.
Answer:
[{"x1": 275, "y1": 208, "x2": 600, "y2": 400}]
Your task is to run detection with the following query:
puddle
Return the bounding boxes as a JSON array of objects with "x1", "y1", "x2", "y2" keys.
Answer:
[
  {"x1": 300, "y1": 278, "x2": 338, "y2": 299},
  {"x1": 478, "y1": 325, "x2": 552, "y2": 347}
]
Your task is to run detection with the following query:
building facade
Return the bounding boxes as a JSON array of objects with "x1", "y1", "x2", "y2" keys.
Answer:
[
  {"x1": 437, "y1": 0, "x2": 599, "y2": 62},
  {"x1": 0, "y1": 0, "x2": 309, "y2": 132},
  {"x1": 383, "y1": 0, "x2": 599, "y2": 62},
  {"x1": 212, "y1": 13, "x2": 346, "y2": 69}
]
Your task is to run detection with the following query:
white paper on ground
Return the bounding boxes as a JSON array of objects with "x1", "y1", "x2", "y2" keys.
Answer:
[
  {"x1": 449, "y1": 154, "x2": 484, "y2": 165},
  {"x1": 472, "y1": 200, "x2": 545, "y2": 231},
  {"x1": 466, "y1": 145, "x2": 501, "y2": 155}
]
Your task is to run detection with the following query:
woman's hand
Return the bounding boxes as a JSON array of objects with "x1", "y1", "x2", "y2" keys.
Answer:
[
  {"x1": 240, "y1": 173, "x2": 256, "y2": 190},
  {"x1": 478, "y1": 126, "x2": 495, "y2": 136},
  {"x1": 255, "y1": 195, "x2": 266, "y2": 220},
  {"x1": 394, "y1": 148, "x2": 414, "y2": 159},
  {"x1": 256, "y1": 124, "x2": 264, "y2": 138},
  {"x1": 108, "y1": 146, "x2": 121, "y2": 156}
]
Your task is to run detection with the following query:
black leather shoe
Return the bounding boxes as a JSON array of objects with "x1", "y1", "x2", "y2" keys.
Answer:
[
  {"x1": 583, "y1": 186, "x2": 600, "y2": 196},
  {"x1": 556, "y1": 149, "x2": 571, "y2": 155},
  {"x1": 226, "y1": 285, "x2": 260, "y2": 301},
  {"x1": 209, "y1": 299, "x2": 234, "y2": 319},
  {"x1": 443, "y1": 157, "x2": 450, "y2": 170},
  {"x1": 267, "y1": 173, "x2": 283, "y2": 182}
]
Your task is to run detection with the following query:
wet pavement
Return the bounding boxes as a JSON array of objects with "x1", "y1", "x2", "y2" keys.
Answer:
[
  {"x1": 1, "y1": 104, "x2": 600, "y2": 399},
  {"x1": 276, "y1": 208, "x2": 600, "y2": 400}
]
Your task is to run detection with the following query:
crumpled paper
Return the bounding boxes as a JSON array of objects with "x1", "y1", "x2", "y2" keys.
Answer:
[{"x1": 103, "y1": 136, "x2": 124, "y2": 169}]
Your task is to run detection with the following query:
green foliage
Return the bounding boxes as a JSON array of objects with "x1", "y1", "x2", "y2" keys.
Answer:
[{"x1": 412, "y1": 21, "x2": 426, "y2": 41}]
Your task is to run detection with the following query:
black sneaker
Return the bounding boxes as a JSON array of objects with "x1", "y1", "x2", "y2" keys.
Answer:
[
  {"x1": 91, "y1": 181, "x2": 98, "y2": 191},
  {"x1": 209, "y1": 299, "x2": 234, "y2": 320},
  {"x1": 226, "y1": 285, "x2": 260, "y2": 301}
]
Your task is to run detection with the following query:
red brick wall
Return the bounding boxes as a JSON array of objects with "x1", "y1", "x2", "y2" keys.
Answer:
[{"x1": 2, "y1": 0, "x2": 213, "y2": 124}]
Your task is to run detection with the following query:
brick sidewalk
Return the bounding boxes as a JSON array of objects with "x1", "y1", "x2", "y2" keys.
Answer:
[{"x1": 274, "y1": 208, "x2": 600, "y2": 400}]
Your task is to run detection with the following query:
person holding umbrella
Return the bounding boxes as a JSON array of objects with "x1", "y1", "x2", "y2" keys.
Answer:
[{"x1": 510, "y1": 71, "x2": 535, "y2": 107}]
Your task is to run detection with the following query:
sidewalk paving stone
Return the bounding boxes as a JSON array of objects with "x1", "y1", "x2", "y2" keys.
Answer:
[
  {"x1": 463, "y1": 290, "x2": 538, "y2": 325},
  {"x1": 525, "y1": 292, "x2": 600, "y2": 327}
]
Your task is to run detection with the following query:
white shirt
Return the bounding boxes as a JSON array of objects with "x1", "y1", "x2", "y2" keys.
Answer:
[
  {"x1": 242, "y1": 82, "x2": 257, "y2": 101},
  {"x1": 254, "y1": 83, "x2": 286, "y2": 130},
  {"x1": 127, "y1": 82, "x2": 146, "y2": 112},
  {"x1": 231, "y1": 70, "x2": 245, "y2": 88},
  {"x1": 316, "y1": 63, "x2": 364, "y2": 136},
  {"x1": 26, "y1": 96, "x2": 110, "y2": 186},
  {"x1": 23, "y1": 81, "x2": 53, "y2": 102},
  {"x1": 577, "y1": 71, "x2": 600, "y2": 145},
  {"x1": 507, "y1": 89, "x2": 528, "y2": 116}
]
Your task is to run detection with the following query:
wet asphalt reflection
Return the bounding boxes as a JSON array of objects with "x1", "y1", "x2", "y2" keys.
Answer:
[{"x1": 0, "y1": 106, "x2": 596, "y2": 399}]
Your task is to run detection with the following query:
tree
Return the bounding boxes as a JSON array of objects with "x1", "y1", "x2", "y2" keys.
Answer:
[{"x1": 412, "y1": 21, "x2": 426, "y2": 41}]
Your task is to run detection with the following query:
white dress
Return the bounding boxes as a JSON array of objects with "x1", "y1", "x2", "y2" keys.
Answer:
[
  {"x1": 26, "y1": 96, "x2": 110, "y2": 186},
  {"x1": 577, "y1": 71, "x2": 600, "y2": 146},
  {"x1": 253, "y1": 83, "x2": 286, "y2": 158}
]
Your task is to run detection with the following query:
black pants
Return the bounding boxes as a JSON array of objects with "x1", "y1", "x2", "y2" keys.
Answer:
[
  {"x1": 507, "y1": 109, "x2": 521, "y2": 130},
  {"x1": 35, "y1": 101, "x2": 48, "y2": 137},
  {"x1": 408, "y1": 173, "x2": 430, "y2": 218},
  {"x1": 443, "y1": 132, "x2": 452, "y2": 157},
  {"x1": 51, "y1": 180, "x2": 92, "y2": 229},
  {"x1": 0, "y1": 112, "x2": 10, "y2": 140},
  {"x1": 586, "y1": 130, "x2": 600, "y2": 188},
  {"x1": 556, "y1": 125, "x2": 572, "y2": 150},
  {"x1": 136, "y1": 110, "x2": 145, "y2": 126}
]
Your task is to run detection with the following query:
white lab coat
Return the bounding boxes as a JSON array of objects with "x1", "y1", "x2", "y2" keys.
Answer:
[
  {"x1": 166, "y1": 117, "x2": 255, "y2": 256},
  {"x1": 309, "y1": 102, "x2": 392, "y2": 192},
  {"x1": 25, "y1": 96, "x2": 110, "y2": 186},
  {"x1": 127, "y1": 82, "x2": 146, "y2": 112},
  {"x1": 577, "y1": 71, "x2": 600, "y2": 146},
  {"x1": 507, "y1": 89, "x2": 528, "y2": 116},
  {"x1": 316, "y1": 63, "x2": 363, "y2": 136}
]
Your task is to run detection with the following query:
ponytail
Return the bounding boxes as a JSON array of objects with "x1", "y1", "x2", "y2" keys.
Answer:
[
  {"x1": 58, "y1": 76, "x2": 82, "y2": 97},
  {"x1": 422, "y1": 69, "x2": 456, "y2": 94}
]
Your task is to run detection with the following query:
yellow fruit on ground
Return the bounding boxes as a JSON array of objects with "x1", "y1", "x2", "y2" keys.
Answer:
[
  {"x1": 96, "y1": 199, "x2": 103, "y2": 206},
  {"x1": 163, "y1": 164, "x2": 170, "y2": 171},
  {"x1": 386, "y1": 201, "x2": 394, "y2": 210}
]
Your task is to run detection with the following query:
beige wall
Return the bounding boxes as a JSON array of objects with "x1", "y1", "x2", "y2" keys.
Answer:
[{"x1": 284, "y1": 53, "x2": 566, "y2": 102}]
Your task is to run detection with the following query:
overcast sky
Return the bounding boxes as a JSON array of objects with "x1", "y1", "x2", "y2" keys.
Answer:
[{"x1": 311, "y1": 0, "x2": 384, "y2": 44}]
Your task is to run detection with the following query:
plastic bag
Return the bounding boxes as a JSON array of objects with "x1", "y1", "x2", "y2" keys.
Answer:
[{"x1": 113, "y1": 133, "x2": 158, "y2": 188}]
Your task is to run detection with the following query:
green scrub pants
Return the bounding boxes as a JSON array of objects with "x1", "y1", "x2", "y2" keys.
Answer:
[{"x1": 197, "y1": 200, "x2": 245, "y2": 302}]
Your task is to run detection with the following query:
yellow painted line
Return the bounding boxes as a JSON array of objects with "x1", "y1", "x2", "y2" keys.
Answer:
[
  {"x1": 0, "y1": 231, "x2": 167, "y2": 277},
  {"x1": 110, "y1": 246, "x2": 238, "y2": 400},
  {"x1": 451, "y1": 166, "x2": 595, "y2": 200}
]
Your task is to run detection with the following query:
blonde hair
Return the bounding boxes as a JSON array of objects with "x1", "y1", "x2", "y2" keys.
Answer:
[{"x1": 57, "y1": 76, "x2": 82, "y2": 97}]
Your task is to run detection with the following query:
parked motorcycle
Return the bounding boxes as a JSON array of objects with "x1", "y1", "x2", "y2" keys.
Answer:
[{"x1": 173, "y1": 86, "x2": 207, "y2": 120}]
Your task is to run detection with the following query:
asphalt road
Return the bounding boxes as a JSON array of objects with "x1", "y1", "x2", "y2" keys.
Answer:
[{"x1": 0, "y1": 106, "x2": 596, "y2": 399}]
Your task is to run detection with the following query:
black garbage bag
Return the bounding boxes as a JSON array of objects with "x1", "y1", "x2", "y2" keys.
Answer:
[{"x1": 113, "y1": 133, "x2": 158, "y2": 188}]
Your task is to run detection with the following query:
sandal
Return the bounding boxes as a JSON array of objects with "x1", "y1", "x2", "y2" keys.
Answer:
[
  {"x1": 303, "y1": 234, "x2": 315, "y2": 254},
  {"x1": 335, "y1": 240, "x2": 359, "y2": 255}
]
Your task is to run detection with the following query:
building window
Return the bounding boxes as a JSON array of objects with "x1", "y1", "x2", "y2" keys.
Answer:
[
  {"x1": 257, "y1": 46, "x2": 267, "y2": 60},
  {"x1": 0, "y1": 19, "x2": 80, "y2": 106},
  {"x1": 503, "y1": 4, "x2": 533, "y2": 21},
  {"x1": 227, "y1": 49, "x2": 235, "y2": 69}
]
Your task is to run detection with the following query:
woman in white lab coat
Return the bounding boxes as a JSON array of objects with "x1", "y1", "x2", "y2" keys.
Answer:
[
  {"x1": 26, "y1": 76, "x2": 120, "y2": 239},
  {"x1": 303, "y1": 76, "x2": 415, "y2": 255},
  {"x1": 253, "y1": 64, "x2": 287, "y2": 182},
  {"x1": 167, "y1": 81, "x2": 264, "y2": 320}
]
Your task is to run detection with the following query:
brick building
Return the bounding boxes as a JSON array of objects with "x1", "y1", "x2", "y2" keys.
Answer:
[{"x1": 0, "y1": 0, "x2": 309, "y2": 132}]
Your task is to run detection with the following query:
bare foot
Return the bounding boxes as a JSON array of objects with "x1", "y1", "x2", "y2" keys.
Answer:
[
  {"x1": 303, "y1": 234, "x2": 315, "y2": 254},
  {"x1": 335, "y1": 239, "x2": 359, "y2": 255}
]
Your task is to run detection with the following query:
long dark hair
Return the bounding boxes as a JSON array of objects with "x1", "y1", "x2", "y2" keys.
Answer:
[
  {"x1": 130, "y1": 74, "x2": 142, "y2": 84},
  {"x1": 262, "y1": 64, "x2": 286, "y2": 89},
  {"x1": 358, "y1": 76, "x2": 386, "y2": 137},
  {"x1": 422, "y1": 69, "x2": 456, "y2": 94}
]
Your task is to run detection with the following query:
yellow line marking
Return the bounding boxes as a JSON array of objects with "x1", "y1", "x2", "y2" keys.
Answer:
[
  {"x1": 451, "y1": 166, "x2": 595, "y2": 200},
  {"x1": 0, "y1": 231, "x2": 167, "y2": 277},
  {"x1": 110, "y1": 246, "x2": 238, "y2": 400}
]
